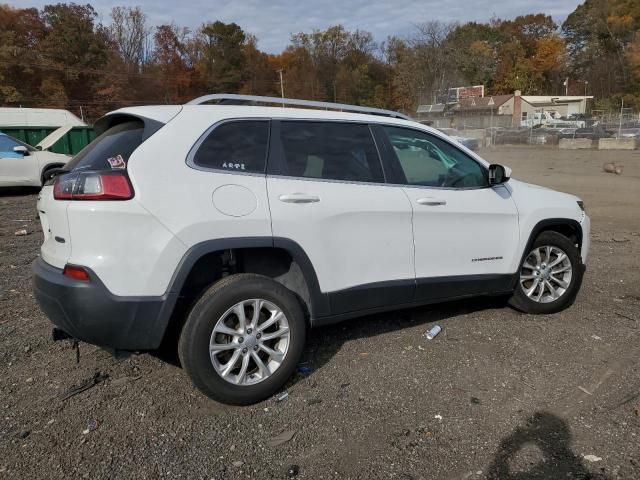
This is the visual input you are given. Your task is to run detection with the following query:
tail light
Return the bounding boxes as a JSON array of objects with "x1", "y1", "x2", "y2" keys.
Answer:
[
  {"x1": 54, "y1": 171, "x2": 133, "y2": 200},
  {"x1": 63, "y1": 265, "x2": 90, "y2": 281}
]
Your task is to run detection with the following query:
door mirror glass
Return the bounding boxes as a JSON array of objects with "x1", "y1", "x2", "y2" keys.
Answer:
[
  {"x1": 488, "y1": 164, "x2": 509, "y2": 185},
  {"x1": 13, "y1": 145, "x2": 29, "y2": 156}
]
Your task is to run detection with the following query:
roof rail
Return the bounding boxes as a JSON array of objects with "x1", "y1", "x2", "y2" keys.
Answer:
[{"x1": 186, "y1": 94, "x2": 412, "y2": 121}]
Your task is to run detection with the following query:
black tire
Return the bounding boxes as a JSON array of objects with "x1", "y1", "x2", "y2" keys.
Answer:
[
  {"x1": 508, "y1": 231, "x2": 584, "y2": 314},
  {"x1": 178, "y1": 273, "x2": 306, "y2": 405}
]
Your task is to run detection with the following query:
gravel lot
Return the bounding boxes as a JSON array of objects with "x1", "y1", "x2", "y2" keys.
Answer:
[{"x1": 1, "y1": 146, "x2": 639, "y2": 479}]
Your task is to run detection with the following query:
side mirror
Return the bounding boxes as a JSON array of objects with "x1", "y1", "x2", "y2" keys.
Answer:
[
  {"x1": 13, "y1": 145, "x2": 29, "y2": 156},
  {"x1": 488, "y1": 164, "x2": 510, "y2": 185}
]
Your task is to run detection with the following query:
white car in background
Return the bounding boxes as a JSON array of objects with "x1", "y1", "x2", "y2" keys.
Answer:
[{"x1": 0, "y1": 127, "x2": 71, "y2": 187}]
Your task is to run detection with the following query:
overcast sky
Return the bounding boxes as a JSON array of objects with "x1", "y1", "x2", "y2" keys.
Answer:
[{"x1": 13, "y1": 0, "x2": 584, "y2": 53}]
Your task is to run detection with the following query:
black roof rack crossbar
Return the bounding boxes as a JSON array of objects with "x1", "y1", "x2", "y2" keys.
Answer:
[{"x1": 186, "y1": 94, "x2": 411, "y2": 120}]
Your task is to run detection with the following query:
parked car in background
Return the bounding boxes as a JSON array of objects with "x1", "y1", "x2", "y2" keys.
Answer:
[
  {"x1": 0, "y1": 128, "x2": 71, "y2": 187},
  {"x1": 565, "y1": 126, "x2": 611, "y2": 140},
  {"x1": 436, "y1": 128, "x2": 480, "y2": 150}
]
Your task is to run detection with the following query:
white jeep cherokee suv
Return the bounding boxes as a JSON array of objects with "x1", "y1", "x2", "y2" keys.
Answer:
[{"x1": 33, "y1": 95, "x2": 590, "y2": 405}]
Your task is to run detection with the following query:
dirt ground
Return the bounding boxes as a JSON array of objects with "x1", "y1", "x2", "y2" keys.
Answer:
[{"x1": 1, "y1": 146, "x2": 639, "y2": 479}]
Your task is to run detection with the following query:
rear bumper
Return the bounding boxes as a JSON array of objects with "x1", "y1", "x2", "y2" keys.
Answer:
[{"x1": 32, "y1": 257, "x2": 177, "y2": 351}]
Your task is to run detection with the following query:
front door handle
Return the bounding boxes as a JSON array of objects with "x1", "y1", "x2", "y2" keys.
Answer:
[
  {"x1": 417, "y1": 197, "x2": 446, "y2": 206},
  {"x1": 279, "y1": 193, "x2": 320, "y2": 204}
]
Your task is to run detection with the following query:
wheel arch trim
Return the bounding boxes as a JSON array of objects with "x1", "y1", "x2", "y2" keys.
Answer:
[
  {"x1": 514, "y1": 218, "x2": 584, "y2": 287},
  {"x1": 165, "y1": 237, "x2": 330, "y2": 318}
]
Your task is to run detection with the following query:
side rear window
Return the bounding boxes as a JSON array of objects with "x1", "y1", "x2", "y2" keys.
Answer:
[
  {"x1": 277, "y1": 121, "x2": 384, "y2": 183},
  {"x1": 65, "y1": 120, "x2": 145, "y2": 171},
  {"x1": 192, "y1": 120, "x2": 269, "y2": 173}
]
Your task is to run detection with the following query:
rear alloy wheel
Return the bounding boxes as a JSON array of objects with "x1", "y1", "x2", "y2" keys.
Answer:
[
  {"x1": 179, "y1": 274, "x2": 306, "y2": 405},
  {"x1": 209, "y1": 298, "x2": 291, "y2": 386},
  {"x1": 508, "y1": 231, "x2": 584, "y2": 314}
]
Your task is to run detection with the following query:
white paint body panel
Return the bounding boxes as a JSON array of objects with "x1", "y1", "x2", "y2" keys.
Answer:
[
  {"x1": 66, "y1": 200, "x2": 187, "y2": 296},
  {"x1": 507, "y1": 179, "x2": 590, "y2": 269},
  {"x1": 37, "y1": 186, "x2": 71, "y2": 268},
  {"x1": 267, "y1": 176, "x2": 414, "y2": 292},
  {"x1": 404, "y1": 184, "x2": 520, "y2": 278},
  {"x1": 36, "y1": 103, "x2": 590, "y2": 301}
]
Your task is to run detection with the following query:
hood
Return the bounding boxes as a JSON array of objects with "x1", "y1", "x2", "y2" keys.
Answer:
[
  {"x1": 510, "y1": 179, "x2": 580, "y2": 202},
  {"x1": 36, "y1": 124, "x2": 74, "y2": 151}
]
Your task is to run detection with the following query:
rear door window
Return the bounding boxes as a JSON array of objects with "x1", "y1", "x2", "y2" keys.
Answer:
[
  {"x1": 275, "y1": 121, "x2": 384, "y2": 183},
  {"x1": 65, "y1": 120, "x2": 145, "y2": 172},
  {"x1": 191, "y1": 120, "x2": 269, "y2": 174}
]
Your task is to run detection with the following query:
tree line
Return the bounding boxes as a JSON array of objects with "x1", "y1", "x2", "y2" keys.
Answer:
[{"x1": 0, "y1": 1, "x2": 639, "y2": 122}]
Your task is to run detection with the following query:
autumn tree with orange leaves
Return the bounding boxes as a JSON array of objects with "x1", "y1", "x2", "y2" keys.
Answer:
[{"x1": 0, "y1": 2, "x2": 639, "y2": 119}]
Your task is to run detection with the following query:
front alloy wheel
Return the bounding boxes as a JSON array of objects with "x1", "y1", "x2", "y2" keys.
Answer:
[
  {"x1": 519, "y1": 245, "x2": 573, "y2": 303},
  {"x1": 508, "y1": 231, "x2": 584, "y2": 314}
]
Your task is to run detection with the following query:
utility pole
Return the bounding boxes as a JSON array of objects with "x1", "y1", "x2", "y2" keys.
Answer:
[
  {"x1": 277, "y1": 69, "x2": 285, "y2": 107},
  {"x1": 564, "y1": 77, "x2": 569, "y2": 96},
  {"x1": 583, "y1": 81, "x2": 588, "y2": 115},
  {"x1": 618, "y1": 98, "x2": 624, "y2": 139}
]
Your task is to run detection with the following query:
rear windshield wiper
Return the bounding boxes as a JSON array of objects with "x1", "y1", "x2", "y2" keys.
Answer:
[{"x1": 43, "y1": 167, "x2": 70, "y2": 183}]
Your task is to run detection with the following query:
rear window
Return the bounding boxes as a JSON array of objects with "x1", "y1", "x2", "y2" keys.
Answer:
[
  {"x1": 191, "y1": 120, "x2": 269, "y2": 173},
  {"x1": 277, "y1": 121, "x2": 384, "y2": 183},
  {"x1": 65, "y1": 120, "x2": 145, "y2": 172}
]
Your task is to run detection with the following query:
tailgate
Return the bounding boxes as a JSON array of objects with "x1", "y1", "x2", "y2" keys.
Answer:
[{"x1": 37, "y1": 185, "x2": 71, "y2": 268}]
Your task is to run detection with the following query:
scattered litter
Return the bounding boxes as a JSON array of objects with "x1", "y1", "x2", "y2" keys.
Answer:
[
  {"x1": 591, "y1": 335, "x2": 602, "y2": 340},
  {"x1": 470, "y1": 397, "x2": 481, "y2": 405},
  {"x1": 425, "y1": 325, "x2": 442, "y2": 340},
  {"x1": 340, "y1": 383, "x2": 350, "y2": 389},
  {"x1": 263, "y1": 407, "x2": 269, "y2": 412},
  {"x1": 231, "y1": 461, "x2": 244, "y2": 468},
  {"x1": 612, "y1": 237, "x2": 629, "y2": 243},
  {"x1": 634, "y1": 404, "x2": 640, "y2": 416},
  {"x1": 287, "y1": 464, "x2": 300, "y2": 478},
  {"x1": 25, "y1": 377, "x2": 33, "y2": 383},
  {"x1": 582, "y1": 454, "x2": 602, "y2": 463},
  {"x1": 82, "y1": 419, "x2": 99, "y2": 434},
  {"x1": 267, "y1": 429, "x2": 296, "y2": 447},
  {"x1": 61, "y1": 372, "x2": 109, "y2": 400},
  {"x1": 306, "y1": 398, "x2": 322, "y2": 405},
  {"x1": 14, "y1": 229, "x2": 28, "y2": 236},
  {"x1": 18, "y1": 430, "x2": 30, "y2": 439},
  {"x1": 274, "y1": 391, "x2": 289, "y2": 402},
  {"x1": 578, "y1": 386, "x2": 593, "y2": 396},
  {"x1": 297, "y1": 364, "x2": 313, "y2": 376},
  {"x1": 359, "y1": 352, "x2": 369, "y2": 357},
  {"x1": 434, "y1": 414, "x2": 443, "y2": 421},
  {"x1": 47, "y1": 419, "x2": 55, "y2": 425}
]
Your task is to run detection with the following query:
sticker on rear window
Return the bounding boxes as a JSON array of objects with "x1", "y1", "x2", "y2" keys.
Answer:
[{"x1": 107, "y1": 154, "x2": 126, "y2": 169}]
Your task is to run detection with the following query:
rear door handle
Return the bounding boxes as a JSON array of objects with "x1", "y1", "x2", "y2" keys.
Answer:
[
  {"x1": 279, "y1": 193, "x2": 320, "y2": 204},
  {"x1": 416, "y1": 197, "x2": 446, "y2": 206}
]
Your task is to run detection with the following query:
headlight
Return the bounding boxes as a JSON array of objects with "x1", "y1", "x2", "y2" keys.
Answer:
[{"x1": 577, "y1": 200, "x2": 585, "y2": 212}]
